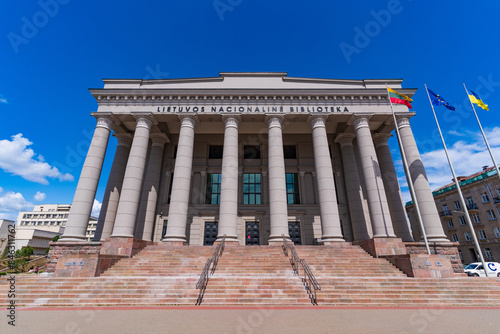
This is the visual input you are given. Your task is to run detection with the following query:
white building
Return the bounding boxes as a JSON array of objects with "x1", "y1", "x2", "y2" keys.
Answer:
[{"x1": 17, "y1": 204, "x2": 97, "y2": 242}]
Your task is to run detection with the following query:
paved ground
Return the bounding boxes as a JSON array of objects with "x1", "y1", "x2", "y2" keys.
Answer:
[{"x1": 1, "y1": 306, "x2": 500, "y2": 334}]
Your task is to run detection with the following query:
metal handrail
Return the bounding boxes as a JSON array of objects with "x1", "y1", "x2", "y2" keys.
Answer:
[
  {"x1": 196, "y1": 235, "x2": 226, "y2": 305},
  {"x1": 281, "y1": 234, "x2": 321, "y2": 305},
  {"x1": 300, "y1": 259, "x2": 321, "y2": 305}
]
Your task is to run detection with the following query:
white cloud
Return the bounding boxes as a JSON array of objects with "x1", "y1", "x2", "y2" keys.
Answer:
[
  {"x1": 0, "y1": 94, "x2": 7, "y2": 104},
  {"x1": 91, "y1": 199, "x2": 102, "y2": 218},
  {"x1": 0, "y1": 133, "x2": 74, "y2": 185},
  {"x1": 397, "y1": 127, "x2": 500, "y2": 201},
  {"x1": 0, "y1": 188, "x2": 33, "y2": 221},
  {"x1": 34, "y1": 191, "x2": 46, "y2": 201}
]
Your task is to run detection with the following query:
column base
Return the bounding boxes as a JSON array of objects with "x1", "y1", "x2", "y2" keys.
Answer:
[
  {"x1": 216, "y1": 235, "x2": 239, "y2": 243},
  {"x1": 101, "y1": 237, "x2": 154, "y2": 257},
  {"x1": 353, "y1": 237, "x2": 406, "y2": 257},
  {"x1": 162, "y1": 235, "x2": 188, "y2": 245},
  {"x1": 320, "y1": 236, "x2": 345, "y2": 244},
  {"x1": 268, "y1": 235, "x2": 290, "y2": 245}
]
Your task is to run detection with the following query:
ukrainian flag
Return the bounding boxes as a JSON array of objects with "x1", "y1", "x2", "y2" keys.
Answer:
[{"x1": 468, "y1": 89, "x2": 489, "y2": 111}]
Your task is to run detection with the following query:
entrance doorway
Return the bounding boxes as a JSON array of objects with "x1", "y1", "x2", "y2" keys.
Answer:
[
  {"x1": 288, "y1": 221, "x2": 301, "y2": 245},
  {"x1": 245, "y1": 221, "x2": 260, "y2": 245},
  {"x1": 204, "y1": 221, "x2": 218, "y2": 246},
  {"x1": 469, "y1": 248, "x2": 478, "y2": 262}
]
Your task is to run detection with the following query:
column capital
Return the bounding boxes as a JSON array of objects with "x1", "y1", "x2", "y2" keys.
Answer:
[
  {"x1": 307, "y1": 113, "x2": 328, "y2": 129},
  {"x1": 179, "y1": 114, "x2": 199, "y2": 129},
  {"x1": 113, "y1": 133, "x2": 133, "y2": 148},
  {"x1": 92, "y1": 113, "x2": 117, "y2": 131},
  {"x1": 373, "y1": 133, "x2": 393, "y2": 148},
  {"x1": 348, "y1": 114, "x2": 373, "y2": 130},
  {"x1": 395, "y1": 114, "x2": 411, "y2": 129},
  {"x1": 222, "y1": 114, "x2": 241, "y2": 129},
  {"x1": 150, "y1": 133, "x2": 169, "y2": 148},
  {"x1": 334, "y1": 133, "x2": 356, "y2": 147},
  {"x1": 265, "y1": 114, "x2": 285, "y2": 129},
  {"x1": 132, "y1": 113, "x2": 157, "y2": 130}
]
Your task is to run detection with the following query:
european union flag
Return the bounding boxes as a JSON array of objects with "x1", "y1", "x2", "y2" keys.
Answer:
[{"x1": 428, "y1": 89, "x2": 455, "y2": 110}]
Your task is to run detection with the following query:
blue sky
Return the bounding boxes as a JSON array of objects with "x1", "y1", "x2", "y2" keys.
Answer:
[{"x1": 1, "y1": 0, "x2": 499, "y2": 220}]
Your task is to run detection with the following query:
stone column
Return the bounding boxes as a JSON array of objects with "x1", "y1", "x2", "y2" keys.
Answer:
[
  {"x1": 352, "y1": 115, "x2": 396, "y2": 238},
  {"x1": 163, "y1": 115, "x2": 198, "y2": 244},
  {"x1": 61, "y1": 115, "x2": 115, "y2": 241},
  {"x1": 335, "y1": 133, "x2": 371, "y2": 241},
  {"x1": 373, "y1": 133, "x2": 414, "y2": 242},
  {"x1": 217, "y1": 115, "x2": 240, "y2": 242},
  {"x1": 308, "y1": 115, "x2": 344, "y2": 243},
  {"x1": 111, "y1": 114, "x2": 155, "y2": 238},
  {"x1": 94, "y1": 133, "x2": 132, "y2": 241},
  {"x1": 396, "y1": 115, "x2": 449, "y2": 242},
  {"x1": 135, "y1": 133, "x2": 169, "y2": 241},
  {"x1": 266, "y1": 115, "x2": 290, "y2": 243}
]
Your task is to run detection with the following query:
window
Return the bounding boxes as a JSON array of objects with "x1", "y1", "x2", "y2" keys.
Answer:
[
  {"x1": 56, "y1": 222, "x2": 61, "y2": 226},
  {"x1": 442, "y1": 205, "x2": 450, "y2": 215},
  {"x1": 162, "y1": 220, "x2": 168, "y2": 239},
  {"x1": 208, "y1": 145, "x2": 223, "y2": 159},
  {"x1": 459, "y1": 216, "x2": 466, "y2": 225},
  {"x1": 244, "y1": 145, "x2": 261, "y2": 159},
  {"x1": 167, "y1": 173, "x2": 174, "y2": 204},
  {"x1": 448, "y1": 219, "x2": 454, "y2": 228},
  {"x1": 487, "y1": 210, "x2": 496, "y2": 220},
  {"x1": 494, "y1": 228, "x2": 500, "y2": 238},
  {"x1": 283, "y1": 145, "x2": 297, "y2": 159},
  {"x1": 206, "y1": 173, "x2": 222, "y2": 204},
  {"x1": 472, "y1": 213, "x2": 480, "y2": 223},
  {"x1": 478, "y1": 230, "x2": 487, "y2": 239},
  {"x1": 452, "y1": 233, "x2": 459, "y2": 242},
  {"x1": 454, "y1": 201, "x2": 461, "y2": 210},
  {"x1": 481, "y1": 193, "x2": 489, "y2": 203},
  {"x1": 23, "y1": 214, "x2": 27, "y2": 219},
  {"x1": 286, "y1": 173, "x2": 300, "y2": 204},
  {"x1": 485, "y1": 248, "x2": 494, "y2": 261},
  {"x1": 37, "y1": 221, "x2": 42, "y2": 225},
  {"x1": 243, "y1": 173, "x2": 261, "y2": 205},
  {"x1": 20, "y1": 222, "x2": 25, "y2": 226},
  {"x1": 458, "y1": 250, "x2": 463, "y2": 261},
  {"x1": 464, "y1": 232, "x2": 472, "y2": 241},
  {"x1": 466, "y1": 197, "x2": 476, "y2": 209},
  {"x1": 44, "y1": 221, "x2": 49, "y2": 225}
]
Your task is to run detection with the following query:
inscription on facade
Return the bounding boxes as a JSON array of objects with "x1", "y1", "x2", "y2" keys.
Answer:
[{"x1": 154, "y1": 105, "x2": 350, "y2": 113}]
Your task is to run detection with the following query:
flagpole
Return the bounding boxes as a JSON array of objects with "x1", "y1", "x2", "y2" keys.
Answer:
[
  {"x1": 463, "y1": 83, "x2": 500, "y2": 182},
  {"x1": 386, "y1": 85, "x2": 430, "y2": 254},
  {"x1": 425, "y1": 84, "x2": 489, "y2": 275}
]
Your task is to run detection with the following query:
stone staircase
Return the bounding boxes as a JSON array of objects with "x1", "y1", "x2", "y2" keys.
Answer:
[
  {"x1": 1, "y1": 243, "x2": 499, "y2": 307},
  {"x1": 199, "y1": 245, "x2": 311, "y2": 305}
]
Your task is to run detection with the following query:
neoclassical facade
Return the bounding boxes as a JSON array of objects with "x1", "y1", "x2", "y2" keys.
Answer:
[{"x1": 60, "y1": 72, "x2": 449, "y2": 247}]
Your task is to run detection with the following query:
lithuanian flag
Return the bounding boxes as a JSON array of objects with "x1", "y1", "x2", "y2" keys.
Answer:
[{"x1": 388, "y1": 87, "x2": 413, "y2": 109}]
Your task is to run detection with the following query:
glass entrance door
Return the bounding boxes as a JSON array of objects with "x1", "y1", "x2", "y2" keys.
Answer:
[
  {"x1": 245, "y1": 221, "x2": 260, "y2": 245},
  {"x1": 288, "y1": 221, "x2": 301, "y2": 245},
  {"x1": 204, "y1": 221, "x2": 218, "y2": 246}
]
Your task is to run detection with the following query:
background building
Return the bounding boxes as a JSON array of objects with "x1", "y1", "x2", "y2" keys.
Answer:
[
  {"x1": 16, "y1": 204, "x2": 97, "y2": 243},
  {"x1": 407, "y1": 166, "x2": 500, "y2": 264}
]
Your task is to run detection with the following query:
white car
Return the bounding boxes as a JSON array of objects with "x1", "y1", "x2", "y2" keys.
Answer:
[{"x1": 464, "y1": 262, "x2": 500, "y2": 277}]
